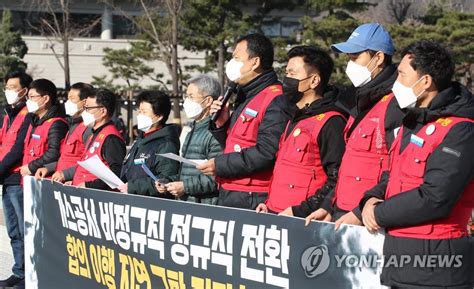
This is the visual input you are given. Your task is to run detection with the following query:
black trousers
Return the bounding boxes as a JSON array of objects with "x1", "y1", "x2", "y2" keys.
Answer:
[
  {"x1": 382, "y1": 235, "x2": 473, "y2": 288},
  {"x1": 217, "y1": 188, "x2": 267, "y2": 210}
]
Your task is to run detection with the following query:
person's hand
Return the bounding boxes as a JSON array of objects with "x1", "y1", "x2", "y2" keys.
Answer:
[
  {"x1": 197, "y1": 159, "x2": 216, "y2": 176},
  {"x1": 210, "y1": 96, "x2": 230, "y2": 128},
  {"x1": 334, "y1": 211, "x2": 363, "y2": 231},
  {"x1": 362, "y1": 197, "x2": 383, "y2": 233},
  {"x1": 305, "y1": 208, "x2": 332, "y2": 226},
  {"x1": 278, "y1": 207, "x2": 294, "y2": 216},
  {"x1": 166, "y1": 182, "x2": 185, "y2": 198},
  {"x1": 77, "y1": 182, "x2": 86, "y2": 188},
  {"x1": 118, "y1": 183, "x2": 128, "y2": 194},
  {"x1": 255, "y1": 203, "x2": 268, "y2": 213},
  {"x1": 155, "y1": 181, "x2": 168, "y2": 194},
  {"x1": 20, "y1": 165, "x2": 31, "y2": 176},
  {"x1": 51, "y1": 171, "x2": 66, "y2": 183},
  {"x1": 35, "y1": 168, "x2": 48, "y2": 180}
]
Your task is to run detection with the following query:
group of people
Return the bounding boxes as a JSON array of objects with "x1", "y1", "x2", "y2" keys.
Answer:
[{"x1": 0, "y1": 21, "x2": 472, "y2": 289}]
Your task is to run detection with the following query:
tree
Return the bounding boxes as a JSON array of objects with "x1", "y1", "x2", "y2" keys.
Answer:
[
  {"x1": 100, "y1": 42, "x2": 155, "y2": 90},
  {"x1": 28, "y1": 0, "x2": 100, "y2": 89},
  {"x1": 92, "y1": 41, "x2": 169, "y2": 91},
  {"x1": 299, "y1": 9, "x2": 362, "y2": 85},
  {"x1": 104, "y1": 0, "x2": 184, "y2": 123},
  {"x1": 389, "y1": 8, "x2": 474, "y2": 89},
  {"x1": 387, "y1": 0, "x2": 412, "y2": 24},
  {"x1": 0, "y1": 9, "x2": 28, "y2": 82},
  {"x1": 180, "y1": 0, "x2": 248, "y2": 88},
  {"x1": 181, "y1": 0, "x2": 299, "y2": 88}
]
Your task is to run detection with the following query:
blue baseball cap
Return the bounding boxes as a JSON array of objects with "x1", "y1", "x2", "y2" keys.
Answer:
[{"x1": 331, "y1": 23, "x2": 394, "y2": 55}]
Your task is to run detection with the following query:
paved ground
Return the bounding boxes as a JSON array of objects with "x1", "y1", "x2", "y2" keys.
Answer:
[{"x1": 0, "y1": 188, "x2": 15, "y2": 280}]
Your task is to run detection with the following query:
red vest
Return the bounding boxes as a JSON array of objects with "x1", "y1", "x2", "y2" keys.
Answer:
[
  {"x1": 386, "y1": 117, "x2": 474, "y2": 239},
  {"x1": 23, "y1": 117, "x2": 67, "y2": 166},
  {"x1": 0, "y1": 106, "x2": 29, "y2": 173},
  {"x1": 334, "y1": 93, "x2": 394, "y2": 211},
  {"x1": 266, "y1": 111, "x2": 345, "y2": 212},
  {"x1": 218, "y1": 84, "x2": 282, "y2": 193},
  {"x1": 72, "y1": 123, "x2": 122, "y2": 185},
  {"x1": 56, "y1": 122, "x2": 88, "y2": 172}
]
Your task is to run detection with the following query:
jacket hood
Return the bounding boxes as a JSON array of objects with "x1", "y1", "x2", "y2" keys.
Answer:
[
  {"x1": 404, "y1": 82, "x2": 474, "y2": 125},
  {"x1": 234, "y1": 70, "x2": 280, "y2": 106},
  {"x1": 33, "y1": 104, "x2": 66, "y2": 126},
  {"x1": 140, "y1": 123, "x2": 181, "y2": 144},
  {"x1": 337, "y1": 64, "x2": 398, "y2": 115},
  {"x1": 292, "y1": 86, "x2": 349, "y2": 122}
]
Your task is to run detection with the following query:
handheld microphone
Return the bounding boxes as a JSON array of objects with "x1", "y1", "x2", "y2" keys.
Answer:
[{"x1": 211, "y1": 81, "x2": 237, "y2": 123}]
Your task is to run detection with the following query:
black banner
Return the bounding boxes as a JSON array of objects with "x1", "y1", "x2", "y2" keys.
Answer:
[{"x1": 24, "y1": 176, "x2": 385, "y2": 289}]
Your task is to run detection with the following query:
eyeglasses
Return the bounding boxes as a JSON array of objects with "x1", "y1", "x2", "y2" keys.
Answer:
[
  {"x1": 83, "y1": 105, "x2": 104, "y2": 112},
  {"x1": 183, "y1": 95, "x2": 207, "y2": 101},
  {"x1": 26, "y1": 94, "x2": 43, "y2": 100}
]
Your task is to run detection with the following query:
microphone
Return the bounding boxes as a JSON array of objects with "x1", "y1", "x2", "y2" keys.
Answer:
[{"x1": 211, "y1": 81, "x2": 237, "y2": 123}]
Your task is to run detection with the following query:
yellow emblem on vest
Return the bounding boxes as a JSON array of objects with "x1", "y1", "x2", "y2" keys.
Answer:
[
  {"x1": 269, "y1": 85, "x2": 281, "y2": 93},
  {"x1": 98, "y1": 134, "x2": 105, "y2": 140},
  {"x1": 315, "y1": 113, "x2": 326, "y2": 121},
  {"x1": 436, "y1": 118, "x2": 452, "y2": 127},
  {"x1": 381, "y1": 94, "x2": 391, "y2": 102},
  {"x1": 293, "y1": 128, "x2": 301, "y2": 137}
]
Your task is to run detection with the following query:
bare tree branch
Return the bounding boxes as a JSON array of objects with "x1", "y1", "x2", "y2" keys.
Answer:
[{"x1": 388, "y1": 0, "x2": 412, "y2": 24}]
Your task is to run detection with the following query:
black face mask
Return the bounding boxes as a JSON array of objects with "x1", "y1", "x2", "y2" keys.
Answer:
[{"x1": 282, "y1": 75, "x2": 312, "y2": 103}]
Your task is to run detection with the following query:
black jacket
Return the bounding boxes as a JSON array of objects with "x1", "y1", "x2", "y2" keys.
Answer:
[
  {"x1": 0, "y1": 102, "x2": 33, "y2": 185},
  {"x1": 121, "y1": 124, "x2": 180, "y2": 197},
  {"x1": 361, "y1": 82, "x2": 474, "y2": 228},
  {"x1": 211, "y1": 70, "x2": 292, "y2": 181},
  {"x1": 71, "y1": 121, "x2": 126, "y2": 190},
  {"x1": 324, "y1": 64, "x2": 404, "y2": 217},
  {"x1": 44, "y1": 116, "x2": 92, "y2": 180},
  {"x1": 287, "y1": 87, "x2": 348, "y2": 217},
  {"x1": 27, "y1": 104, "x2": 69, "y2": 174},
  {"x1": 361, "y1": 82, "x2": 474, "y2": 288}
]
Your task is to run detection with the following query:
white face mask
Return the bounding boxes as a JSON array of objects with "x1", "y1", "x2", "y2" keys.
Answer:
[
  {"x1": 81, "y1": 110, "x2": 96, "y2": 127},
  {"x1": 26, "y1": 99, "x2": 42, "y2": 113},
  {"x1": 225, "y1": 58, "x2": 244, "y2": 82},
  {"x1": 65, "y1": 100, "x2": 80, "y2": 116},
  {"x1": 136, "y1": 113, "x2": 158, "y2": 131},
  {"x1": 5, "y1": 89, "x2": 21, "y2": 105},
  {"x1": 392, "y1": 77, "x2": 425, "y2": 109},
  {"x1": 183, "y1": 98, "x2": 205, "y2": 119},
  {"x1": 345, "y1": 56, "x2": 377, "y2": 87}
]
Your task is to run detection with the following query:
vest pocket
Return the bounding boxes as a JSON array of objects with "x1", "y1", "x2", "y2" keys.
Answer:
[
  {"x1": 233, "y1": 115, "x2": 256, "y2": 140},
  {"x1": 271, "y1": 169, "x2": 313, "y2": 209},
  {"x1": 349, "y1": 123, "x2": 376, "y2": 151},
  {"x1": 336, "y1": 154, "x2": 382, "y2": 209},
  {"x1": 65, "y1": 140, "x2": 78, "y2": 154},
  {"x1": 283, "y1": 133, "x2": 310, "y2": 163},
  {"x1": 402, "y1": 147, "x2": 430, "y2": 178}
]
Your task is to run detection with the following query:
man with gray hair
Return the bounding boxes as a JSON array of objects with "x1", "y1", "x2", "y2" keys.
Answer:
[{"x1": 155, "y1": 74, "x2": 223, "y2": 204}]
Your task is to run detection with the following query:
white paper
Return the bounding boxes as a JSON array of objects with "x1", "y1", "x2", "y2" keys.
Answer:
[
  {"x1": 77, "y1": 155, "x2": 124, "y2": 189},
  {"x1": 158, "y1": 153, "x2": 207, "y2": 166}
]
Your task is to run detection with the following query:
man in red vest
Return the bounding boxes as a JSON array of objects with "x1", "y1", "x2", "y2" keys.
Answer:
[
  {"x1": 303, "y1": 23, "x2": 404, "y2": 228},
  {"x1": 254, "y1": 46, "x2": 347, "y2": 215},
  {"x1": 360, "y1": 40, "x2": 473, "y2": 288},
  {"x1": 0, "y1": 72, "x2": 33, "y2": 288},
  {"x1": 71, "y1": 89, "x2": 126, "y2": 189},
  {"x1": 34, "y1": 82, "x2": 94, "y2": 181},
  {"x1": 19, "y1": 79, "x2": 69, "y2": 180},
  {"x1": 197, "y1": 33, "x2": 291, "y2": 209}
]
